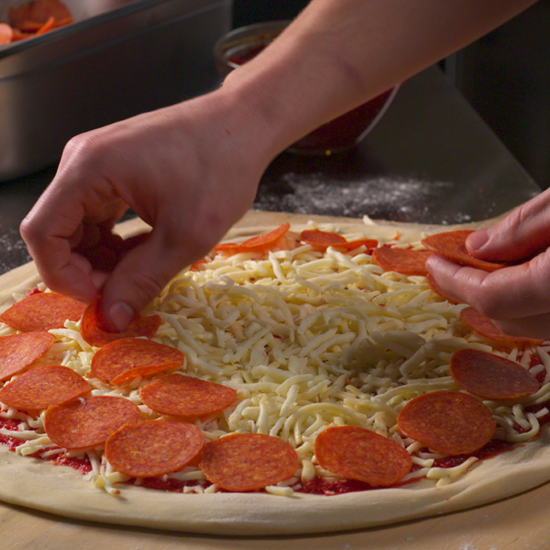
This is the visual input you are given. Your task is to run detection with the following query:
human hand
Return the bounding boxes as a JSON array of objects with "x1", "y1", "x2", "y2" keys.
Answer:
[
  {"x1": 426, "y1": 189, "x2": 550, "y2": 339},
  {"x1": 21, "y1": 89, "x2": 274, "y2": 331}
]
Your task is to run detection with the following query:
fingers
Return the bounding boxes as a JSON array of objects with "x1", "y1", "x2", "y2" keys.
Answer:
[
  {"x1": 20, "y1": 132, "x2": 129, "y2": 303},
  {"x1": 98, "y1": 228, "x2": 205, "y2": 331},
  {"x1": 466, "y1": 188, "x2": 550, "y2": 262},
  {"x1": 426, "y1": 252, "x2": 550, "y2": 339},
  {"x1": 21, "y1": 204, "x2": 98, "y2": 303},
  {"x1": 490, "y1": 312, "x2": 550, "y2": 341}
]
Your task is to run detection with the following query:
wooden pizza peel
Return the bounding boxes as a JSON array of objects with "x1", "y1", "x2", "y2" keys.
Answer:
[{"x1": 0, "y1": 209, "x2": 548, "y2": 550}]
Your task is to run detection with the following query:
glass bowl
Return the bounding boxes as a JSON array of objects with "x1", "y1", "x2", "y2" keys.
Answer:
[{"x1": 214, "y1": 20, "x2": 399, "y2": 155}]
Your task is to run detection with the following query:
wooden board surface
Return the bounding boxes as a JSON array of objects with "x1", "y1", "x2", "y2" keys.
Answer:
[{"x1": 2, "y1": 210, "x2": 548, "y2": 550}]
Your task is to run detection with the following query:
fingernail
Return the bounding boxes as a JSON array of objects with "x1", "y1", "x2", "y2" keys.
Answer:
[
  {"x1": 467, "y1": 228, "x2": 490, "y2": 251},
  {"x1": 109, "y1": 302, "x2": 134, "y2": 332}
]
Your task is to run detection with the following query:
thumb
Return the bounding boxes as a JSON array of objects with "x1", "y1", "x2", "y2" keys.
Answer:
[
  {"x1": 466, "y1": 190, "x2": 550, "y2": 262},
  {"x1": 98, "y1": 229, "x2": 197, "y2": 331}
]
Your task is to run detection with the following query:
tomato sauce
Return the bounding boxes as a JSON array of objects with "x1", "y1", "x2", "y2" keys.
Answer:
[
  {"x1": 0, "y1": 417, "x2": 23, "y2": 450},
  {"x1": 130, "y1": 477, "x2": 210, "y2": 493}
]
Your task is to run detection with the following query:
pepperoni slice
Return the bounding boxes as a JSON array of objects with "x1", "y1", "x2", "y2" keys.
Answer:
[
  {"x1": 139, "y1": 374, "x2": 237, "y2": 418},
  {"x1": 460, "y1": 306, "x2": 544, "y2": 345},
  {"x1": 90, "y1": 338, "x2": 184, "y2": 385},
  {"x1": 314, "y1": 426, "x2": 412, "y2": 487},
  {"x1": 333, "y1": 238, "x2": 379, "y2": 252},
  {"x1": 450, "y1": 348, "x2": 539, "y2": 400},
  {"x1": 105, "y1": 420, "x2": 204, "y2": 477},
  {"x1": 397, "y1": 390, "x2": 496, "y2": 455},
  {"x1": 300, "y1": 229, "x2": 347, "y2": 248},
  {"x1": 0, "y1": 292, "x2": 85, "y2": 332},
  {"x1": 45, "y1": 396, "x2": 140, "y2": 449},
  {"x1": 372, "y1": 247, "x2": 431, "y2": 276},
  {"x1": 213, "y1": 223, "x2": 291, "y2": 254},
  {"x1": 0, "y1": 332, "x2": 55, "y2": 382},
  {"x1": 238, "y1": 223, "x2": 291, "y2": 249},
  {"x1": 422, "y1": 230, "x2": 506, "y2": 272},
  {"x1": 0, "y1": 365, "x2": 90, "y2": 412},
  {"x1": 200, "y1": 433, "x2": 299, "y2": 492},
  {"x1": 426, "y1": 273, "x2": 460, "y2": 304},
  {"x1": 80, "y1": 299, "x2": 161, "y2": 348}
]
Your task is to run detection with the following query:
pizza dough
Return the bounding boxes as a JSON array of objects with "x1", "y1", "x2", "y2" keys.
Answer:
[{"x1": 1, "y1": 214, "x2": 550, "y2": 536}]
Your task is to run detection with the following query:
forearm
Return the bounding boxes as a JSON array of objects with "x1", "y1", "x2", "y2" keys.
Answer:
[{"x1": 222, "y1": 0, "x2": 538, "y2": 158}]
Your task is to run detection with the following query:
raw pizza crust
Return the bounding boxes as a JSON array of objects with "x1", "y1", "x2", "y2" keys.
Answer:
[{"x1": 1, "y1": 213, "x2": 549, "y2": 536}]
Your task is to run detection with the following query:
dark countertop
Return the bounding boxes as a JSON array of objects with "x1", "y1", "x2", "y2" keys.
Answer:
[{"x1": 0, "y1": 66, "x2": 540, "y2": 276}]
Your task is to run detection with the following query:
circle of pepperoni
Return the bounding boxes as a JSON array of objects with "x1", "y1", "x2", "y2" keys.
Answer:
[
  {"x1": 460, "y1": 306, "x2": 544, "y2": 345},
  {"x1": 421, "y1": 230, "x2": 506, "y2": 272},
  {"x1": 450, "y1": 348, "x2": 539, "y2": 400},
  {"x1": 200, "y1": 433, "x2": 299, "y2": 492},
  {"x1": 45, "y1": 396, "x2": 140, "y2": 449},
  {"x1": 0, "y1": 365, "x2": 90, "y2": 411},
  {"x1": 139, "y1": 374, "x2": 237, "y2": 418},
  {"x1": 90, "y1": 338, "x2": 184, "y2": 385},
  {"x1": 80, "y1": 299, "x2": 161, "y2": 348},
  {"x1": 372, "y1": 247, "x2": 431, "y2": 276},
  {"x1": 0, "y1": 292, "x2": 85, "y2": 332},
  {"x1": 105, "y1": 420, "x2": 205, "y2": 477},
  {"x1": 314, "y1": 426, "x2": 412, "y2": 487},
  {"x1": 0, "y1": 331, "x2": 55, "y2": 382},
  {"x1": 397, "y1": 390, "x2": 496, "y2": 456}
]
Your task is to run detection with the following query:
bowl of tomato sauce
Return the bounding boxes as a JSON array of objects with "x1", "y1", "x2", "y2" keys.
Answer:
[{"x1": 214, "y1": 20, "x2": 399, "y2": 155}]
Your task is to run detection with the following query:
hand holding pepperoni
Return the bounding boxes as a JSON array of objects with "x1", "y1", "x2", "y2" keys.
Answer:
[
  {"x1": 20, "y1": 0, "x2": 538, "y2": 331},
  {"x1": 20, "y1": 91, "x2": 270, "y2": 331},
  {"x1": 426, "y1": 188, "x2": 550, "y2": 339}
]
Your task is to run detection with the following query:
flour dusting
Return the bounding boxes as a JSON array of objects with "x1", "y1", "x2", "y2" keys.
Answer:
[{"x1": 254, "y1": 173, "x2": 473, "y2": 224}]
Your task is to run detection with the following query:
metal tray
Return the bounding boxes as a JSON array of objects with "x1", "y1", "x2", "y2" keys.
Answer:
[{"x1": 0, "y1": 0, "x2": 232, "y2": 180}]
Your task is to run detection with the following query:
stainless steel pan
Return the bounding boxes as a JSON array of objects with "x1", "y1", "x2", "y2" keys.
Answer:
[{"x1": 0, "y1": 0, "x2": 232, "y2": 180}]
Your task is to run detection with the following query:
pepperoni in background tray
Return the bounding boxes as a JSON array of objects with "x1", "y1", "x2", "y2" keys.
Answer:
[
  {"x1": 0, "y1": 365, "x2": 90, "y2": 412},
  {"x1": 0, "y1": 331, "x2": 55, "y2": 381},
  {"x1": 450, "y1": 348, "x2": 539, "y2": 400},
  {"x1": 139, "y1": 374, "x2": 237, "y2": 418},
  {"x1": 105, "y1": 420, "x2": 204, "y2": 477},
  {"x1": 314, "y1": 426, "x2": 412, "y2": 487},
  {"x1": 0, "y1": 292, "x2": 85, "y2": 332},
  {"x1": 426, "y1": 273, "x2": 460, "y2": 304},
  {"x1": 90, "y1": 338, "x2": 184, "y2": 385},
  {"x1": 80, "y1": 299, "x2": 161, "y2": 348},
  {"x1": 421, "y1": 230, "x2": 506, "y2": 272},
  {"x1": 372, "y1": 247, "x2": 431, "y2": 276},
  {"x1": 460, "y1": 306, "x2": 544, "y2": 345},
  {"x1": 200, "y1": 433, "x2": 299, "y2": 492},
  {"x1": 45, "y1": 395, "x2": 140, "y2": 449},
  {"x1": 397, "y1": 390, "x2": 496, "y2": 455},
  {"x1": 300, "y1": 229, "x2": 347, "y2": 248}
]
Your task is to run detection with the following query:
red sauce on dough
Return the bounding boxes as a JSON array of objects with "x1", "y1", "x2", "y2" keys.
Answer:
[
  {"x1": 46, "y1": 454, "x2": 92, "y2": 475},
  {"x1": 432, "y1": 439, "x2": 515, "y2": 469},
  {"x1": 0, "y1": 417, "x2": 92, "y2": 474},
  {"x1": 0, "y1": 418, "x2": 23, "y2": 450},
  {"x1": 129, "y1": 477, "x2": 211, "y2": 493},
  {"x1": 299, "y1": 476, "x2": 374, "y2": 495}
]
